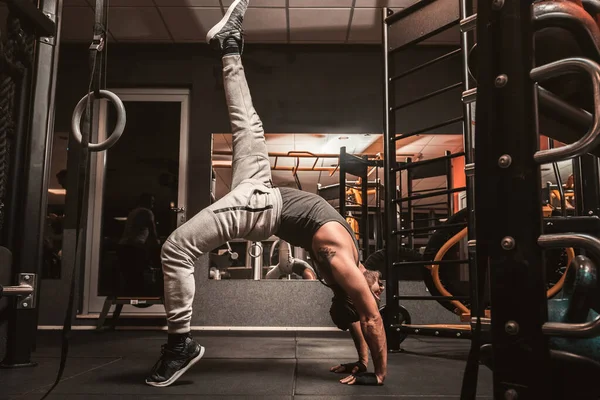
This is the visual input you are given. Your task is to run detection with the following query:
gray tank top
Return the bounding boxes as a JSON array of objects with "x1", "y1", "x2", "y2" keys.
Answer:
[
  {"x1": 275, "y1": 187, "x2": 367, "y2": 301},
  {"x1": 274, "y1": 187, "x2": 359, "y2": 254}
]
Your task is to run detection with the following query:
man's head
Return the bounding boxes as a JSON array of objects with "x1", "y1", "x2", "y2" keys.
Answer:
[
  {"x1": 329, "y1": 269, "x2": 385, "y2": 331},
  {"x1": 363, "y1": 269, "x2": 384, "y2": 301}
]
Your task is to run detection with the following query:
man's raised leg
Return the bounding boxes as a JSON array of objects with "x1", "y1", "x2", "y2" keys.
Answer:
[
  {"x1": 207, "y1": 0, "x2": 273, "y2": 189},
  {"x1": 145, "y1": 206, "x2": 230, "y2": 388}
]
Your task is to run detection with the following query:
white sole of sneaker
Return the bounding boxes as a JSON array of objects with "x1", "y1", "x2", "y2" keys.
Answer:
[
  {"x1": 206, "y1": 0, "x2": 244, "y2": 44},
  {"x1": 145, "y1": 345, "x2": 206, "y2": 388}
]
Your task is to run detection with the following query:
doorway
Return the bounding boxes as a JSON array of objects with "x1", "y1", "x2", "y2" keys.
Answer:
[{"x1": 82, "y1": 89, "x2": 189, "y2": 316}]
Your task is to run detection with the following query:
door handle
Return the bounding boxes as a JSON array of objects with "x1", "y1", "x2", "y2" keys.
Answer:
[{"x1": 171, "y1": 207, "x2": 185, "y2": 213}]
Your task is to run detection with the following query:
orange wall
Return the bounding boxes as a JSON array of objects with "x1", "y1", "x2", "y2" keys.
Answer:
[
  {"x1": 451, "y1": 155, "x2": 466, "y2": 213},
  {"x1": 540, "y1": 135, "x2": 566, "y2": 150}
]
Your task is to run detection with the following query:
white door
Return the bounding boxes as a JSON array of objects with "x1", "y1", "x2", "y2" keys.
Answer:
[{"x1": 82, "y1": 89, "x2": 190, "y2": 316}]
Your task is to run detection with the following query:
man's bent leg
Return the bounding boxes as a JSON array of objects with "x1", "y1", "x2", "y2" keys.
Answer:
[
  {"x1": 145, "y1": 207, "x2": 224, "y2": 388},
  {"x1": 223, "y1": 55, "x2": 273, "y2": 189},
  {"x1": 146, "y1": 191, "x2": 245, "y2": 388},
  {"x1": 161, "y1": 208, "x2": 229, "y2": 333}
]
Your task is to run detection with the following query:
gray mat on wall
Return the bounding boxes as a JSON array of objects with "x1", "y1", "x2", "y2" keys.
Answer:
[{"x1": 190, "y1": 256, "x2": 461, "y2": 328}]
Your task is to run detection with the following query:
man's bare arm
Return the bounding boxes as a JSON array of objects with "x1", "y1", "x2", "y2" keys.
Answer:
[
  {"x1": 349, "y1": 321, "x2": 369, "y2": 366},
  {"x1": 317, "y1": 247, "x2": 387, "y2": 383},
  {"x1": 330, "y1": 321, "x2": 368, "y2": 375}
]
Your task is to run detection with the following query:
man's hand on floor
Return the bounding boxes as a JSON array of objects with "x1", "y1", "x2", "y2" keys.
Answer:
[{"x1": 339, "y1": 372, "x2": 384, "y2": 386}]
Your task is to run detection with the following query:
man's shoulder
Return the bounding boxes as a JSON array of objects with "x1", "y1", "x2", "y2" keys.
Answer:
[{"x1": 278, "y1": 186, "x2": 320, "y2": 200}]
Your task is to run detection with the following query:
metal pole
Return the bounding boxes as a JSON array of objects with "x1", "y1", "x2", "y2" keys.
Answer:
[
  {"x1": 361, "y1": 162, "x2": 369, "y2": 260},
  {"x1": 428, "y1": 209, "x2": 436, "y2": 236},
  {"x1": 576, "y1": 154, "x2": 600, "y2": 217},
  {"x1": 398, "y1": 186, "x2": 466, "y2": 203},
  {"x1": 251, "y1": 242, "x2": 262, "y2": 280},
  {"x1": 376, "y1": 175, "x2": 383, "y2": 250},
  {"x1": 548, "y1": 139, "x2": 566, "y2": 217},
  {"x1": 397, "y1": 151, "x2": 465, "y2": 171},
  {"x1": 339, "y1": 146, "x2": 346, "y2": 219},
  {"x1": 406, "y1": 158, "x2": 414, "y2": 249},
  {"x1": 474, "y1": 0, "x2": 551, "y2": 397},
  {"x1": 573, "y1": 157, "x2": 584, "y2": 216},
  {"x1": 397, "y1": 167, "x2": 403, "y2": 246},
  {"x1": 458, "y1": 2, "x2": 482, "y2": 399},
  {"x1": 445, "y1": 150, "x2": 454, "y2": 216},
  {"x1": 3, "y1": 67, "x2": 32, "y2": 251},
  {"x1": 459, "y1": 0, "x2": 479, "y2": 324},
  {"x1": 382, "y1": 6, "x2": 401, "y2": 352},
  {"x1": 2, "y1": 0, "x2": 62, "y2": 368}
]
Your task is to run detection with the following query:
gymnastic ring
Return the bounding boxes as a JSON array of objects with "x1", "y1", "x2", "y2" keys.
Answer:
[
  {"x1": 248, "y1": 243, "x2": 263, "y2": 259},
  {"x1": 71, "y1": 90, "x2": 126, "y2": 152}
]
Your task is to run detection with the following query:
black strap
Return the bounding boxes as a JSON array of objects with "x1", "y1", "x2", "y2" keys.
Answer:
[
  {"x1": 352, "y1": 372, "x2": 381, "y2": 386},
  {"x1": 90, "y1": 0, "x2": 107, "y2": 96},
  {"x1": 40, "y1": 1, "x2": 108, "y2": 398},
  {"x1": 339, "y1": 361, "x2": 367, "y2": 374}
]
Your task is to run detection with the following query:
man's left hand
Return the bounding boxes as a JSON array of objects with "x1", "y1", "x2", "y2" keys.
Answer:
[{"x1": 339, "y1": 372, "x2": 383, "y2": 386}]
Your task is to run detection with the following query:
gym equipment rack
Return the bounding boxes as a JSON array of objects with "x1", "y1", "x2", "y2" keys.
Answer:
[
  {"x1": 463, "y1": 0, "x2": 600, "y2": 397},
  {"x1": 382, "y1": 0, "x2": 478, "y2": 352},
  {"x1": 0, "y1": 0, "x2": 63, "y2": 369}
]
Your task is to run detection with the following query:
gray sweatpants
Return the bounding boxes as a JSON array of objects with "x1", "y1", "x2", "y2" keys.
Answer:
[{"x1": 161, "y1": 55, "x2": 283, "y2": 334}]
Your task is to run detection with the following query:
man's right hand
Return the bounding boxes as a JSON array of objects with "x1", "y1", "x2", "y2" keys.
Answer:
[
  {"x1": 340, "y1": 372, "x2": 384, "y2": 386},
  {"x1": 329, "y1": 361, "x2": 367, "y2": 374}
]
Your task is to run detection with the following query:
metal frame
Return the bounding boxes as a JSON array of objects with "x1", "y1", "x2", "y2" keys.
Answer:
[
  {"x1": 405, "y1": 157, "x2": 414, "y2": 248},
  {"x1": 574, "y1": 154, "x2": 600, "y2": 217},
  {"x1": 81, "y1": 88, "x2": 190, "y2": 317},
  {"x1": 382, "y1": 0, "x2": 476, "y2": 352},
  {"x1": 459, "y1": 0, "x2": 480, "y2": 358},
  {"x1": 382, "y1": 6, "x2": 401, "y2": 351},
  {"x1": 2, "y1": 0, "x2": 63, "y2": 369},
  {"x1": 395, "y1": 153, "x2": 466, "y2": 246},
  {"x1": 473, "y1": 0, "x2": 552, "y2": 397}
]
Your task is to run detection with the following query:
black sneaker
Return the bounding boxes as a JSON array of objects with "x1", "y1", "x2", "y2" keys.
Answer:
[
  {"x1": 145, "y1": 336, "x2": 205, "y2": 387},
  {"x1": 206, "y1": 0, "x2": 248, "y2": 54}
]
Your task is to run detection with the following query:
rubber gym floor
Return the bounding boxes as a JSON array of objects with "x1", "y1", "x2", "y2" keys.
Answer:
[{"x1": 0, "y1": 330, "x2": 494, "y2": 399}]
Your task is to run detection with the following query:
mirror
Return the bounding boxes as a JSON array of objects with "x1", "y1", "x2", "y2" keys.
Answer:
[{"x1": 209, "y1": 133, "x2": 385, "y2": 280}]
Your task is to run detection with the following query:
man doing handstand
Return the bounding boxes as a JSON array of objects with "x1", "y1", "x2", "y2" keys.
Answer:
[{"x1": 145, "y1": 0, "x2": 387, "y2": 388}]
